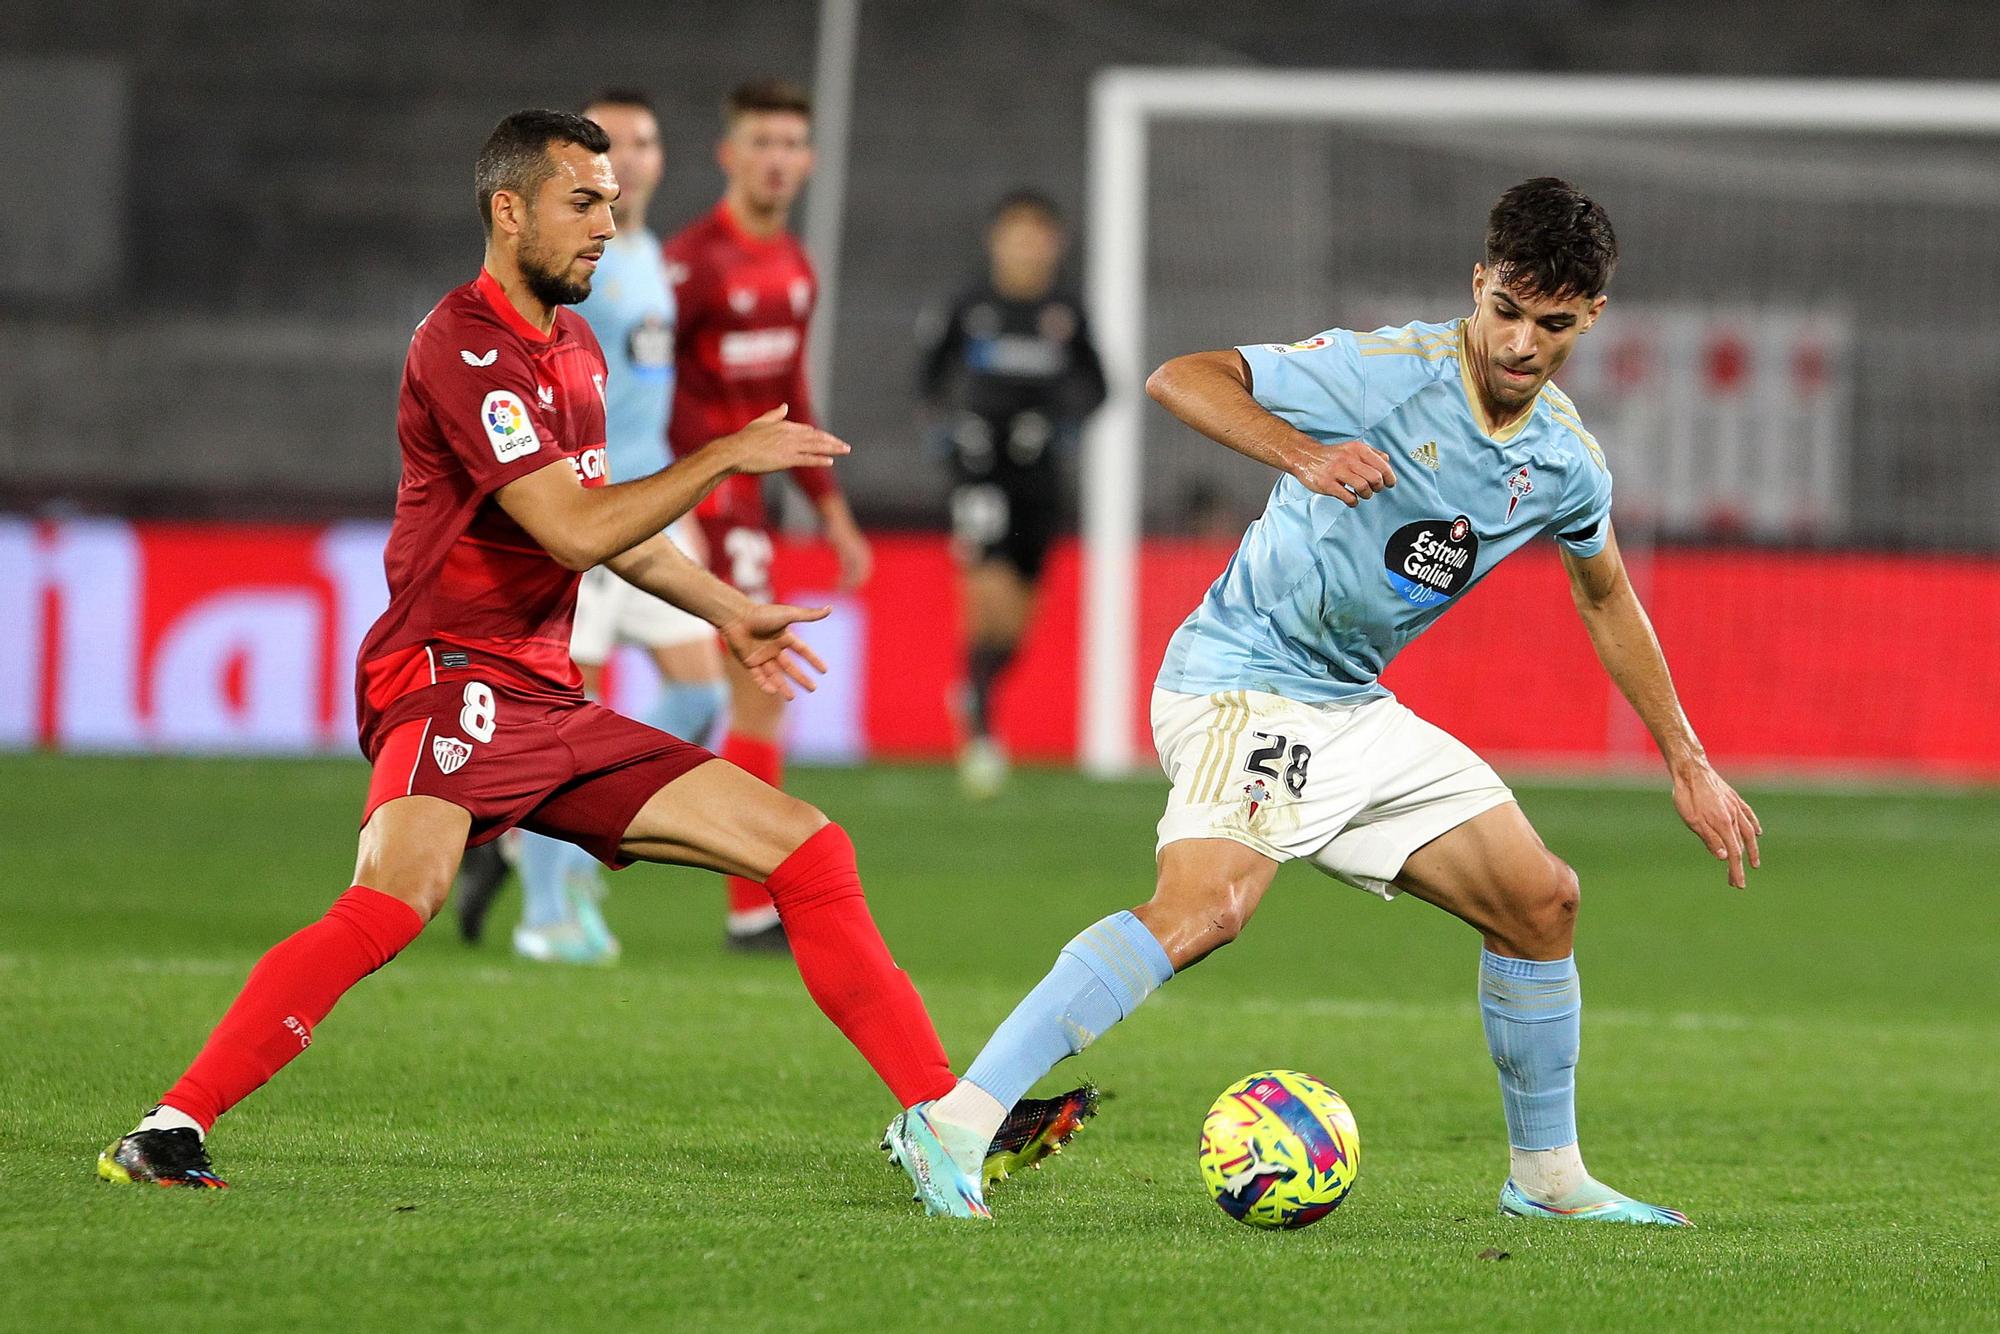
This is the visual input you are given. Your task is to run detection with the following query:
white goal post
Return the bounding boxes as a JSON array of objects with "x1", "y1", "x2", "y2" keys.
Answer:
[{"x1": 1079, "y1": 69, "x2": 2000, "y2": 776}]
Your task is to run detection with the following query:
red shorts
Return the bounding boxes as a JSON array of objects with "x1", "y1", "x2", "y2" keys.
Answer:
[
  {"x1": 696, "y1": 515, "x2": 775, "y2": 602},
  {"x1": 360, "y1": 680, "x2": 712, "y2": 867}
]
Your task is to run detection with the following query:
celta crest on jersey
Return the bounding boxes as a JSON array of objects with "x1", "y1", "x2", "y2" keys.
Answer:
[{"x1": 1505, "y1": 466, "x2": 1534, "y2": 520}]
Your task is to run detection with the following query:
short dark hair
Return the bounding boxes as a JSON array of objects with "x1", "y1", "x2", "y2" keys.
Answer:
[
  {"x1": 582, "y1": 87, "x2": 655, "y2": 117},
  {"x1": 1484, "y1": 177, "x2": 1618, "y2": 301},
  {"x1": 724, "y1": 77, "x2": 812, "y2": 127},
  {"x1": 474, "y1": 109, "x2": 611, "y2": 231},
  {"x1": 990, "y1": 188, "x2": 1063, "y2": 228}
]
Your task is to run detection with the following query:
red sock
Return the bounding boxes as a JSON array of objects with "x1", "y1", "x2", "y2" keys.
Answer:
[
  {"x1": 721, "y1": 732, "x2": 783, "y2": 921},
  {"x1": 766, "y1": 824, "x2": 956, "y2": 1106},
  {"x1": 159, "y1": 887, "x2": 424, "y2": 1131}
]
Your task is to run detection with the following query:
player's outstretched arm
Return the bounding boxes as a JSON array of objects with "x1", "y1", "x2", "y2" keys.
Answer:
[
  {"x1": 1561, "y1": 527, "x2": 1764, "y2": 888},
  {"x1": 496, "y1": 405, "x2": 849, "y2": 571},
  {"x1": 1146, "y1": 349, "x2": 1394, "y2": 507},
  {"x1": 606, "y1": 531, "x2": 830, "y2": 700}
]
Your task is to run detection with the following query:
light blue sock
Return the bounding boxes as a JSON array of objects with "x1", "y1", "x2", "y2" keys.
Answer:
[
  {"x1": 1479, "y1": 950, "x2": 1581, "y2": 1151},
  {"x1": 963, "y1": 910, "x2": 1175, "y2": 1108},
  {"x1": 517, "y1": 831, "x2": 596, "y2": 929},
  {"x1": 649, "y1": 678, "x2": 729, "y2": 747}
]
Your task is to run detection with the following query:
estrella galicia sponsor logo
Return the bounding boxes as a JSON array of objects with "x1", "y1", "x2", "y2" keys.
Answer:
[{"x1": 1383, "y1": 515, "x2": 1478, "y2": 607}]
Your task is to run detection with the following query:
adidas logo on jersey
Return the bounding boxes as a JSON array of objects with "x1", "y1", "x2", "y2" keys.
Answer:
[
  {"x1": 432, "y1": 735, "x2": 472, "y2": 775},
  {"x1": 1414, "y1": 441, "x2": 1440, "y2": 472}
]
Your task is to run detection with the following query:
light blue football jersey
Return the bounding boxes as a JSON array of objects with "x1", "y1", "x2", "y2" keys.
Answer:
[
  {"x1": 1156, "y1": 319, "x2": 1613, "y2": 704},
  {"x1": 575, "y1": 226, "x2": 675, "y2": 482}
]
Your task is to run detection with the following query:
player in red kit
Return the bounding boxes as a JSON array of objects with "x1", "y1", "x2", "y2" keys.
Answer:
[
  {"x1": 665, "y1": 79, "x2": 874, "y2": 952},
  {"x1": 96, "y1": 110, "x2": 1092, "y2": 1208}
]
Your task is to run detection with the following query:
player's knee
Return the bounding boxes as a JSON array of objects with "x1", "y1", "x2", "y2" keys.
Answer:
[
  {"x1": 1501, "y1": 855, "x2": 1579, "y2": 958},
  {"x1": 378, "y1": 862, "x2": 455, "y2": 924},
  {"x1": 771, "y1": 799, "x2": 833, "y2": 863},
  {"x1": 1142, "y1": 876, "x2": 1255, "y2": 967}
]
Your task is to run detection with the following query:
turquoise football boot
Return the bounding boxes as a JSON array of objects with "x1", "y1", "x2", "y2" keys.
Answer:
[
  {"x1": 1498, "y1": 1177, "x2": 1692, "y2": 1226},
  {"x1": 882, "y1": 1104, "x2": 991, "y2": 1219}
]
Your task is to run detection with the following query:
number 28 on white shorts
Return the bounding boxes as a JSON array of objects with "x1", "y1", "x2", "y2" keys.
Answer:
[{"x1": 1150, "y1": 688, "x2": 1514, "y2": 900}]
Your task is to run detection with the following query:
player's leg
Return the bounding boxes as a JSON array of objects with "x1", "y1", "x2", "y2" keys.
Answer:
[
  {"x1": 644, "y1": 637, "x2": 729, "y2": 746},
  {"x1": 1392, "y1": 803, "x2": 1689, "y2": 1226},
  {"x1": 925, "y1": 687, "x2": 1341, "y2": 1184},
  {"x1": 926, "y1": 836, "x2": 1272, "y2": 1163},
  {"x1": 509, "y1": 567, "x2": 623, "y2": 963},
  {"x1": 99, "y1": 794, "x2": 459, "y2": 1187},
  {"x1": 586, "y1": 756, "x2": 976, "y2": 1217},
  {"x1": 715, "y1": 654, "x2": 790, "y2": 945},
  {"x1": 531, "y1": 718, "x2": 1072, "y2": 1218},
  {"x1": 637, "y1": 515, "x2": 732, "y2": 748},
  {"x1": 701, "y1": 519, "x2": 791, "y2": 948},
  {"x1": 957, "y1": 557, "x2": 1035, "y2": 798}
]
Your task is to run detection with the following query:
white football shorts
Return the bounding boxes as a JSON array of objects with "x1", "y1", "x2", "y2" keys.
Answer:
[
  {"x1": 1152, "y1": 687, "x2": 1515, "y2": 900},
  {"x1": 570, "y1": 524, "x2": 714, "y2": 663}
]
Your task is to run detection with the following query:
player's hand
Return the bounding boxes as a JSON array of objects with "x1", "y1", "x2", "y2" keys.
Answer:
[
  {"x1": 718, "y1": 405, "x2": 850, "y2": 477},
  {"x1": 719, "y1": 602, "x2": 831, "y2": 700},
  {"x1": 1290, "y1": 438, "x2": 1396, "y2": 507},
  {"x1": 1670, "y1": 758, "x2": 1763, "y2": 889},
  {"x1": 827, "y1": 519, "x2": 873, "y2": 592}
]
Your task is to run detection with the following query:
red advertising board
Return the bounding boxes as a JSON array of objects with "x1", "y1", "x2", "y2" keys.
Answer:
[{"x1": 3, "y1": 517, "x2": 1995, "y2": 780}]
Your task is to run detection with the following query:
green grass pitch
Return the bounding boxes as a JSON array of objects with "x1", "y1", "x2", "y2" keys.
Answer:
[{"x1": 1, "y1": 754, "x2": 1995, "y2": 1330}]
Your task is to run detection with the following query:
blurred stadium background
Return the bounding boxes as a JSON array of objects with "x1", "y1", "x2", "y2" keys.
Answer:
[
  {"x1": 3, "y1": 0, "x2": 2000, "y2": 784},
  {"x1": 6, "y1": 9, "x2": 2000, "y2": 1328},
  {"x1": 4, "y1": 0, "x2": 1999, "y2": 778}
]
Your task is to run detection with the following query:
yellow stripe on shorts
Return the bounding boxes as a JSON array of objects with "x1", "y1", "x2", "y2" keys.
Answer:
[{"x1": 1194, "y1": 691, "x2": 1251, "y2": 804}]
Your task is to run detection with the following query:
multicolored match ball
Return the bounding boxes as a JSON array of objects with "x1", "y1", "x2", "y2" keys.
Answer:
[{"x1": 1198, "y1": 1069, "x2": 1360, "y2": 1229}]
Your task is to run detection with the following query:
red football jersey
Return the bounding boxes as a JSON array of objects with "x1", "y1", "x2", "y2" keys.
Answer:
[
  {"x1": 664, "y1": 201, "x2": 837, "y2": 530},
  {"x1": 354, "y1": 269, "x2": 610, "y2": 756}
]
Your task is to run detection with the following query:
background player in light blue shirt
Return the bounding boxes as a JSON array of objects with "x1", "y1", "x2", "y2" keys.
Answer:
[
  {"x1": 465, "y1": 90, "x2": 732, "y2": 965},
  {"x1": 892, "y1": 179, "x2": 1765, "y2": 1225}
]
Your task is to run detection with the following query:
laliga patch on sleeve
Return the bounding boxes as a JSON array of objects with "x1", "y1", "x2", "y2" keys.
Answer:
[{"x1": 480, "y1": 390, "x2": 541, "y2": 463}]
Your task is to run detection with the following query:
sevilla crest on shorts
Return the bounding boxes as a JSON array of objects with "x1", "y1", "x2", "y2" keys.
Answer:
[
  {"x1": 1504, "y1": 466, "x2": 1534, "y2": 520},
  {"x1": 432, "y1": 735, "x2": 473, "y2": 775}
]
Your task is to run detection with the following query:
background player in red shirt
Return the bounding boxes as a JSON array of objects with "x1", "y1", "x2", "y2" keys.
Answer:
[
  {"x1": 665, "y1": 79, "x2": 873, "y2": 952},
  {"x1": 96, "y1": 110, "x2": 1089, "y2": 1209}
]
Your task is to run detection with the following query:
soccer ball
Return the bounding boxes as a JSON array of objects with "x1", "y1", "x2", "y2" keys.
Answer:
[{"x1": 1198, "y1": 1069, "x2": 1360, "y2": 1229}]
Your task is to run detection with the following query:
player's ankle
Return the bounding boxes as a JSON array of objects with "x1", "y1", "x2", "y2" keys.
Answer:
[
  {"x1": 1508, "y1": 1141, "x2": 1592, "y2": 1203},
  {"x1": 928, "y1": 1080, "x2": 1008, "y2": 1147},
  {"x1": 925, "y1": 1085, "x2": 1005, "y2": 1175},
  {"x1": 134, "y1": 1103, "x2": 206, "y2": 1140}
]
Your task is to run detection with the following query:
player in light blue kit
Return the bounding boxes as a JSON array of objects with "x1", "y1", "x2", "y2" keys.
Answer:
[
  {"x1": 457, "y1": 90, "x2": 733, "y2": 964},
  {"x1": 892, "y1": 178, "x2": 1764, "y2": 1222}
]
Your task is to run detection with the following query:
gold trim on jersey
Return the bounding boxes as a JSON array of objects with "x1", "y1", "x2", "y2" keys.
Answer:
[
  {"x1": 1456, "y1": 320, "x2": 1535, "y2": 443},
  {"x1": 1355, "y1": 325, "x2": 1457, "y2": 360},
  {"x1": 1542, "y1": 390, "x2": 1609, "y2": 469}
]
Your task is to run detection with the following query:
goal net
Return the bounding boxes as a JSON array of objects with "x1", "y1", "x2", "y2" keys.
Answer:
[{"x1": 1079, "y1": 71, "x2": 2000, "y2": 781}]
